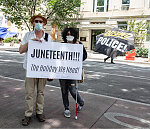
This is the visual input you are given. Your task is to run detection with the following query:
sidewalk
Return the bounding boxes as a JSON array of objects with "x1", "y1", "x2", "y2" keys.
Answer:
[
  {"x1": 0, "y1": 76, "x2": 150, "y2": 128},
  {"x1": 0, "y1": 43, "x2": 20, "y2": 52},
  {"x1": 0, "y1": 44, "x2": 150, "y2": 128},
  {"x1": 87, "y1": 50, "x2": 150, "y2": 64},
  {"x1": 0, "y1": 43, "x2": 149, "y2": 64}
]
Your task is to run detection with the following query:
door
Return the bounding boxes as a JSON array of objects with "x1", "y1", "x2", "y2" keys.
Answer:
[{"x1": 91, "y1": 30, "x2": 105, "y2": 50}]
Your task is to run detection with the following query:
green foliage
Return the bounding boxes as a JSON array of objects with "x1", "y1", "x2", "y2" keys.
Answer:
[
  {"x1": 136, "y1": 47, "x2": 148, "y2": 58},
  {"x1": 126, "y1": 16, "x2": 148, "y2": 46},
  {"x1": 47, "y1": 0, "x2": 81, "y2": 29},
  {"x1": 0, "y1": 0, "x2": 81, "y2": 31},
  {"x1": 0, "y1": 0, "x2": 44, "y2": 31},
  {"x1": 4, "y1": 37, "x2": 19, "y2": 43}
]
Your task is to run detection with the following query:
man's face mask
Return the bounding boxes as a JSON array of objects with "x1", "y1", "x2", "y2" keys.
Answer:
[
  {"x1": 35, "y1": 23, "x2": 43, "y2": 31},
  {"x1": 66, "y1": 35, "x2": 74, "y2": 42}
]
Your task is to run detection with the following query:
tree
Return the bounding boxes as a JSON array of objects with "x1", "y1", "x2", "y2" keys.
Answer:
[
  {"x1": 0, "y1": 0, "x2": 81, "y2": 31},
  {"x1": 0, "y1": 0, "x2": 42, "y2": 31},
  {"x1": 127, "y1": 16, "x2": 148, "y2": 47},
  {"x1": 47, "y1": 0, "x2": 81, "y2": 29}
]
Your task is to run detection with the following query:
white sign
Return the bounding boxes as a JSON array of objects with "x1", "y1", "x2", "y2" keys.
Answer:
[{"x1": 27, "y1": 40, "x2": 83, "y2": 80}]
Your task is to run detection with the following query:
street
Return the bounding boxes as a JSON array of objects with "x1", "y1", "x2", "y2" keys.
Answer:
[
  {"x1": 0, "y1": 51, "x2": 150, "y2": 104},
  {"x1": 1, "y1": 1, "x2": 150, "y2": 128}
]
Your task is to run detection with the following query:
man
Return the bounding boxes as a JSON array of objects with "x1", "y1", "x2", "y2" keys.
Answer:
[
  {"x1": 104, "y1": 56, "x2": 114, "y2": 64},
  {"x1": 19, "y1": 14, "x2": 52, "y2": 126},
  {"x1": 104, "y1": 48, "x2": 117, "y2": 64}
]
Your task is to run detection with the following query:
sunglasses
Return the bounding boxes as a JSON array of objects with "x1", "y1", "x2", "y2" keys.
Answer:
[{"x1": 34, "y1": 20, "x2": 43, "y2": 23}]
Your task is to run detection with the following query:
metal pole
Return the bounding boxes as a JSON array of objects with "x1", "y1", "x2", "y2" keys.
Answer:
[
  {"x1": 148, "y1": 41, "x2": 150, "y2": 62},
  {"x1": 75, "y1": 81, "x2": 78, "y2": 120}
]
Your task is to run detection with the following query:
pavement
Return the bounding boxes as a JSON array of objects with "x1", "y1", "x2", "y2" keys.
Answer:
[
  {"x1": 0, "y1": 43, "x2": 149, "y2": 64},
  {"x1": 0, "y1": 43, "x2": 150, "y2": 129},
  {"x1": 87, "y1": 51, "x2": 150, "y2": 65}
]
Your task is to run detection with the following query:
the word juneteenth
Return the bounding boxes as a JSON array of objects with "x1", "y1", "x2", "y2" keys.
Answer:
[{"x1": 31, "y1": 49, "x2": 80, "y2": 61}]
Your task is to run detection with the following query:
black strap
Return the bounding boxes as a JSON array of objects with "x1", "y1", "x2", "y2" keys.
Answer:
[{"x1": 44, "y1": 33, "x2": 48, "y2": 41}]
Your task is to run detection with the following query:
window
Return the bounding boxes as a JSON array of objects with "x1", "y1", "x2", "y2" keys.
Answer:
[
  {"x1": 93, "y1": 0, "x2": 109, "y2": 12},
  {"x1": 118, "y1": 21, "x2": 128, "y2": 29},
  {"x1": 91, "y1": 22, "x2": 105, "y2": 24},
  {"x1": 121, "y1": 0, "x2": 130, "y2": 10},
  {"x1": 91, "y1": 30, "x2": 105, "y2": 50},
  {"x1": 96, "y1": 0, "x2": 104, "y2": 12}
]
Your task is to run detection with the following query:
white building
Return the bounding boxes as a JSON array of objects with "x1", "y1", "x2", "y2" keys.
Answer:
[{"x1": 75, "y1": 0, "x2": 150, "y2": 50}]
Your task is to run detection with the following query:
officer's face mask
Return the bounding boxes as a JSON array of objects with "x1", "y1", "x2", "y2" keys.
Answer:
[
  {"x1": 66, "y1": 35, "x2": 74, "y2": 42},
  {"x1": 34, "y1": 23, "x2": 43, "y2": 31}
]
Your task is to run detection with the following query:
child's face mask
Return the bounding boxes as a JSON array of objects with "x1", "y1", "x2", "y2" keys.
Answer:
[{"x1": 66, "y1": 36, "x2": 74, "y2": 42}]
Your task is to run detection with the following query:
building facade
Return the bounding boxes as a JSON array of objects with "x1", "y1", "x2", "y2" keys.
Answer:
[{"x1": 77, "y1": 0, "x2": 150, "y2": 50}]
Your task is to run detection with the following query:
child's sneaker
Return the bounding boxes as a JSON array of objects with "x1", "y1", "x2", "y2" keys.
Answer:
[{"x1": 64, "y1": 110, "x2": 71, "y2": 118}]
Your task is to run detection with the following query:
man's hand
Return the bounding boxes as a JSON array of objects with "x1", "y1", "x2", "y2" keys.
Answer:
[
  {"x1": 19, "y1": 43, "x2": 28, "y2": 54},
  {"x1": 32, "y1": 38, "x2": 42, "y2": 42}
]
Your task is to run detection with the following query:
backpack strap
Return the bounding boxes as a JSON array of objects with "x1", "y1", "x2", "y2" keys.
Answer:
[{"x1": 44, "y1": 33, "x2": 48, "y2": 41}]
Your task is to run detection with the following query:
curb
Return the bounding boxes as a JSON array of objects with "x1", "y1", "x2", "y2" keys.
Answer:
[
  {"x1": 87, "y1": 57, "x2": 150, "y2": 64},
  {"x1": 0, "y1": 48, "x2": 19, "y2": 52},
  {"x1": 0, "y1": 48, "x2": 149, "y2": 64},
  {"x1": 87, "y1": 51, "x2": 150, "y2": 64}
]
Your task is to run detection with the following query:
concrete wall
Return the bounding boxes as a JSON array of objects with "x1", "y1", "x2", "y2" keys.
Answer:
[
  {"x1": 79, "y1": 29, "x2": 90, "y2": 49},
  {"x1": 77, "y1": 0, "x2": 150, "y2": 50},
  {"x1": 130, "y1": 0, "x2": 145, "y2": 9},
  {"x1": 109, "y1": 0, "x2": 122, "y2": 11},
  {"x1": 46, "y1": 0, "x2": 150, "y2": 50},
  {"x1": 81, "y1": 0, "x2": 93, "y2": 12}
]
